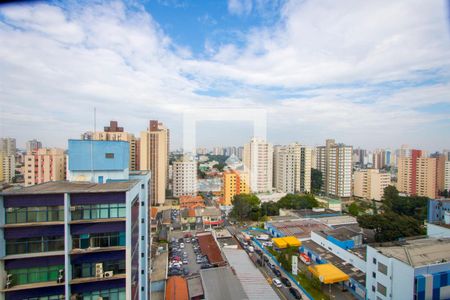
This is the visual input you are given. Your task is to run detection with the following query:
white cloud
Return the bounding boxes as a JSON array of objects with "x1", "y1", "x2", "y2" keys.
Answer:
[
  {"x1": 228, "y1": 0, "x2": 253, "y2": 16},
  {"x1": 0, "y1": 0, "x2": 449, "y2": 151}
]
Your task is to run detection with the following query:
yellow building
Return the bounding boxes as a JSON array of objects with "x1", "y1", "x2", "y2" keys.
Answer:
[
  {"x1": 140, "y1": 120, "x2": 169, "y2": 206},
  {"x1": 24, "y1": 148, "x2": 66, "y2": 186},
  {"x1": 92, "y1": 120, "x2": 139, "y2": 171},
  {"x1": 223, "y1": 170, "x2": 250, "y2": 206}
]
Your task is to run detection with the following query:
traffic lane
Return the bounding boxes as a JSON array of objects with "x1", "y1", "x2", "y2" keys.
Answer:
[{"x1": 251, "y1": 242, "x2": 310, "y2": 300}]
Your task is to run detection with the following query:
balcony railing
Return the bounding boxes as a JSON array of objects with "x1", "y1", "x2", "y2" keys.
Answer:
[{"x1": 5, "y1": 237, "x2": 64, "y2": 255}]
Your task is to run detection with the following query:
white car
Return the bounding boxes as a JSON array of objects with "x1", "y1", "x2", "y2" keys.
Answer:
[
  {"x1": 180, "y1": 243, "x2": 185, "y2": 249},
  {"x1": 272, "y1": 278, "x2": 282, "y2": 288}
]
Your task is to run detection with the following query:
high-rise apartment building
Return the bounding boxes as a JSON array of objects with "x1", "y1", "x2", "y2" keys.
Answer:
[
  {"x1": 24, "y1": 148, "x2": 66, "y2": 186},
  {"x1": 0, "y1": 153, "x2": 15, "y2": 183},
  {"x1": 435, "y1": 154, "x2": 446, "y2": 195},
  {"x1": 273, "y1": 143, "x2": 311, "y2": 194},
  {"x1": 397, "y1": 149, "x2": 437, "y2": 198},
  {"x1": 444, "y1": 161, "x2": 450, "y2": 192},
  {"x1": 223, "y1": 170, "x2": 250, "y2": 206},
  {"x1": 243, "y1": 137, "x2": 273, "y2": 193},
  {"x1": 354, "y1": 169, "x2": 391, "y2": 201},
  {"x1": 172, "y1": 158, "x2": 197, "y2": 197},
  {"x1": 0, "y1": 138, "x2": 16, "y2": 156},
  {"x1": 140, "y1": 120, "x2": 169, "y2": 205},
  {"x1": 0, "y1": 168, "x2": 150, "y2": 300},
  {"x1": 26, "y1": 139, "x2": 42, "y2": 154},
  {"x1": 317, "y1": 139, "x2": 352, "y2": 198},
  {"x1": 92, "y1": 121, "x2": 139, "y2": 171},
  {"x1": 237, "y1": 146, "x2": 244, "y2": 160}
]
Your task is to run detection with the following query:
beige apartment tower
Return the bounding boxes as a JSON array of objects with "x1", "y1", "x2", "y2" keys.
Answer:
[
  {"x1": 397, "y1": 149, "x2": 437, "y2": 198},
  {"x1": 243, "y1": 137, "x2": 273, "y2": 193},
  {"x1": 316, "y1": 139, "x2": 352, "y2": 198},
  {"x1": 92, "y1": 120, "x2": 139, "y2": 171},
  {"x1": 172, "y1": 158, "x2": 197, "y2": 198},
  {"x1": 354, "y1": 169, "x2": 391, "y2": 201},
  {"x1": 140, "y1": 120, "x2": 169, "y2": 205},
  {"x1": 24, "y1": 148, "x2": 66, "y2": 186},
  {"x1": 273, "y1": 143, "x2": 312, "y2": 194},
  {"x1": 0, "y1": 153, "x2": 15, "y2": 183}
]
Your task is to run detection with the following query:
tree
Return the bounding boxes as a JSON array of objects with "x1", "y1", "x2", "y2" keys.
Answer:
[
  {"x1": 277, "y1": 193, "x2": 319, "y2": 210},
  {"x1": 230, "y1": 194, "x2": 261, "y2": 221},
  {"x1": 382, "y1": 186, "x2": 428, "y2": 221},
  {"x1": 357, "y1": 212, "x2": 425, "y2": 242},
  {"x1": 261, "y1": 201, "x2": 279, "y2": 216},
  {"x1": 348, "y1": 202, "x2": 360, "y2": 216},
  {"x1": 311, "y1": 168, "x2": 323, "y2": 194}
]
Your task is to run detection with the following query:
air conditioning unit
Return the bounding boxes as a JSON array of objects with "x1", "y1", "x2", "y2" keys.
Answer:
[
  {"x1": 57, "y1": 269, "x2": 64, "y2": 283},
  {"x1": 7, "y1": 208, "x2": 13, "y2": 213},
  {"x1": 70, "y1": 206, "x2": 76, "y2": 211},
  {"x1": 5, "y1": 274, "x2": 12, "y2": 289},
  {"x1": 103, "y1": 271, "x2": 114, "y2": 278},
  {"x1": 95, "y1": 263, "x2": 103, "y2": 278}
]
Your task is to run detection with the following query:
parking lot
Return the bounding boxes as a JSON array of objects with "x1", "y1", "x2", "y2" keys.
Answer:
[{"x1": 168, "y1": 230, "x2": 212, "y2": 278}]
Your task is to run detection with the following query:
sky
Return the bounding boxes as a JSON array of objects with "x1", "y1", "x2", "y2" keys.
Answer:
[{"x1": 0, "y1": 0, "x2": 450, "y2": 151}]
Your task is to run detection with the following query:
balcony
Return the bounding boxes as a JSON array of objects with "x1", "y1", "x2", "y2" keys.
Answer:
[
  {"x1": 70, "y1": 204, "x2": 126, "y2": 224},
  {"x1": 71, "y1": 232, "x2": 125, "y2": 254},
  {"x1": 4, "y1": 206, "x2": 64, "y2": 227},
  {"x1": 1, "y1": 265, "x2": 64, "y2": 291}
]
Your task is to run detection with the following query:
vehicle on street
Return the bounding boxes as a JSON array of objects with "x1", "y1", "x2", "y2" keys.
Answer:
[
  {"x1": 248, "y1": 246, "x2": 254, "y2": 253},
  {"x1": 274, "y1": 269, "x2": 282, "y2": 277},
  {"x1": 280, "y1": 277, "x2": 292, "y2": 287},
  {"x1": 299, "y1": 253, "x2": 311, "y2": 265},
  {"x1": 289, "y1": 287, "x2": 302, "y2": 299},
  {"x1": 272, "y1": 278, "x2": 282, "y2": 288}
]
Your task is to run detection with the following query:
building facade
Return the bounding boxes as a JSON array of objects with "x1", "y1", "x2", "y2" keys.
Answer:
[
  {"x1": 222, "y1": 170, "x2": 250, "y2": 206},
  {"x1": 0, "y1": 154, "x2": 15, "y2": 183},
  {"x1": 140, "y1": 120, "x2": 169, "y2": 206},
  {"x1": 92, "y1": 121, "x2": 139, "y2": 171},
  {"x1": 24, "y1": 148, "x2": 66, "y2": 186},
  {"x1": 397, "y1": 150, "x2": 437, "y2": 198},
  {"x1": 273, "y1": 143, "x2": 311, "y2": 194},
  {"x1": 172, "y1": 159, "x2": 197, "y2": 197},
  {"x1": 26, "y1": 139, "x2": 42, "y2": 154},
  {"x1": 353, "y1": 169, "x2": 391, "y2": 201},
  {"x1": 317, "y1": 139, "x2": 352, "y2": 198},
  {"x1": 0, "y1": 138, "x2": 16, "y2": 157},
  {"x1": 243, "y1": 137, "x2": 273, "y2": 193},
  {"x1": 445, "y1": 161, "x2": 450, "y2": 192},
  {"x1": 0, "y1": 178, "x2": 149, "y2": 300}
]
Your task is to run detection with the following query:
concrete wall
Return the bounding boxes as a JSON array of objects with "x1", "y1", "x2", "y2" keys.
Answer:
[{"x1": 427, "y1": 223, "x2": 450, "y2": 238}]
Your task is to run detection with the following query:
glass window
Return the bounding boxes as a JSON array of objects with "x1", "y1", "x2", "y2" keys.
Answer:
[
  {"x1": 378, "y1": 262, "x2": 388, "y2": 275},
  {"x1": 377, "y1": 282, "x2": 387, "y2": 296}
]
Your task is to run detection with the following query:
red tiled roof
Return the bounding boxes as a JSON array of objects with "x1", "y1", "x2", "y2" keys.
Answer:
[
  {"x1": 196, "y1": 232, "x2": 226, "y2": 266},
  {"x1": 151, "y1": 207, "x2": 158, "y2": 219},
  {"x1": 166, "y1": 276, "x2": 188, "y2": 300}
]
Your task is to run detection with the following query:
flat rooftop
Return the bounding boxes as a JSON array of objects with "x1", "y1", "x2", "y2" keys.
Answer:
[
  {"x1": 2, "y1": 180, "x2": 139, "y2": 195},
  {"x1": 287, "y1": 208, "x2": 341, "y2": 218},
  {"x1": 269, "y1": 219, "x2": 331, "y2": 240},
  {"x1": 151, "y1": 245, "x2": 168, "y2": 282},
  {"x1": 302, "y1": 240, "x2": 366, "y2": 285},
  {"x1": 200, "y1": 266, "x2": 249, "y2": 300},
  {"x1": 373, "y1": 237, "x2": 450, "y2": 267}
]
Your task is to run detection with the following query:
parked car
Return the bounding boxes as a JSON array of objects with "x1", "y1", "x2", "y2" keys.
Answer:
[
  {"x1": 183, "y1": 259, "x2": 189, "y2": 264},
  {"x1": 289, "y1": 288, "x2": 302, "y2": 299},
  {"x1": 180, "y1": 243, "x2": 185, "y2": 249},
  {"x1": 272, "y1": 278, "x2": 282, "y2": 288},
  {"x1": 200, "y1": 264, "x2": 214, "y2": 269},
  {"x1": 263, "y1": 256, "x2": 269, "y2": 263},
  {"x1": 280, "y1": 277, "x2": 291, "y2": 287},
  {"x1": 274, "y1": 269, "x2": 281, "y2": 277}
]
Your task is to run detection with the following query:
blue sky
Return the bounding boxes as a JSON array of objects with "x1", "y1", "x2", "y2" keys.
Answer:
[{"x1": 0, "y1": 0, "x2": 449, "y2": 151}]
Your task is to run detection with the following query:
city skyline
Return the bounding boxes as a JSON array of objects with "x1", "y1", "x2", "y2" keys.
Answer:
[{"x1": 1, "y1": 1, "x2": 450, "y2": 151}]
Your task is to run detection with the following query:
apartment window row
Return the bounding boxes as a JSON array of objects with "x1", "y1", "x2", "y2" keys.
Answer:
[
  {"x1": 7, "y1": 264, "x2": 64, "y2": 286},
  {"x1": 24, "y1": 296, "x2": 64, "y2": 300},
  {"x1": 6, "y1": 206, "x2": 64, "y2": 224},
  {"x1": 72, "y1": 259, "x2": 125, "y2": 279},
  {"x1": 72, "y1": 232, "x2": 125, "y2": 249},
  {"x1": 71, "y1": 203, "x2": 126, "y2": 220},
  {"x1": 6, "y1": 236, "x2": 64, "y2": 255},
  {"x1": 76, "y1": 287, "x2": 126, "y2": 300}
]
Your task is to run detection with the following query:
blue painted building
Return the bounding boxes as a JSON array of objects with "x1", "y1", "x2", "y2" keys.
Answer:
[
  {"x1": 67, "y1": 139, "x2": 130, "y2": 183},
  {"x1": 0, "y1": 139, "x2": 150, "y2": 300},
  {"x1": 427, "y1": 199, "x2": 450, "y2": 224}
]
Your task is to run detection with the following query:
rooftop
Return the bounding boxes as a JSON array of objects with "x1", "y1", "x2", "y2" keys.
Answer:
[
  {"x1": 282, "y1": 208, "x2": 341, "y2": 218},
  {"x1": 166, "y1": 276, "x2": 188, "y2": 300},
  {"x1": 223, "y1": 248, "x2": 279, "y2": 300},
  {"x1": 197, "y1": 232, "x2": 226, "y2": 265},
  {"x1": 373, "y1": 237, "x2": 450, "y2": 267},
  {"x1": 302, "y1": 240, "x2": 366, "y2": 285},
  {"x1": 268, "y1": 219, "x2": 331, "y2": 240},
  {"x1": 325, "y1": 226, "x2": 362, "y2": 241},
  {"x1": 1, "y1": 180, "x2": 139, "y2": 195},
  {"x1": 186, "y1": 275, "x2": 204, "y2": 298},
  {"x1": 200, "y1": 267, "x2": 249, "y2": 300}
]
